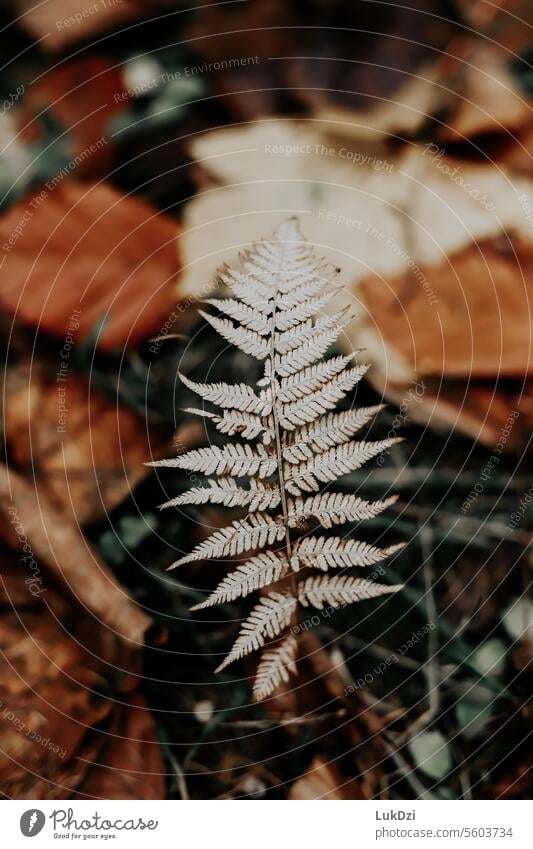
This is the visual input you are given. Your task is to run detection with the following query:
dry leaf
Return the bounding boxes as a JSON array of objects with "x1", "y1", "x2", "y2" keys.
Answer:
[
  {"x1": 438, "y1": 46, "x2": 531, "y2": 144},
  {"x1": 0, "y1": 463, "x2": 153, "y2": 647},
  {"x1": 358, "y1": 234, "x2": 533, "y2": 447},
  {"x1": 289, "y1": 756, "x2": 365, "y2": 800},
  {"x1": 4, "y1": 357, "x2": 160, "y2": 524},
  {"x1": 12, "y1": 0, "x2": 158, "y2": 53},
  {"x1": 20, "y1": 57, "x2": 125, "y2": 178},
  {"x1": 0, "y1": 557, "x2": 163, "y2": 799},
  {"x1": 187, "y1": 0, "x2": 453, "y2": 124},
  {"x1": 359, "y1": 235, "x2": 533, "y2": 380},
  {"x1": 179, "y1": 121, "x2": 533, "y2": 303},
  {"x1": 0, "y1": 181, "x2": 180, "y2": 350},
  {"x1": 77, "y1": 695, "x2": 165, "y2": 800},
  {"x1": 180, "y1": 121, "x2": 533, "y2": 444}
]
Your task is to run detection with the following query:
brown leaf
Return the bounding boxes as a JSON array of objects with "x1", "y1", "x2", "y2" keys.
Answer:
[
  {"x1": 0, "y1": 557, "x2": 163, "y2": 799},
  {"x1": 4, "y1": 357, "x2": 161, "y2": 524},
  {"x1": 77, "y1": 694, "x2": 165, "y2": 800},
  {"x1": 0, "y1": 181, "x2": 180, "y2": 350},
  {"x1": 360, "y1": 235, "x2": 533, "y2": 380},
  {"x1": 0, "y1": 463, "x2": 153, "y2": 648},
  {"x1": 369, "y1": 374, "x2": 533, "y2": 449},
  {"x1": 359, "y1": 234, "x2": 533, "y2": 447},
  {"x1": 19, "y1": 58, "x2": 125, "y2": 178}
]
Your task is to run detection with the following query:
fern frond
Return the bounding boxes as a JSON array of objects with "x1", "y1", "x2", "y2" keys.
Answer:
[
  {"x1": 219, "y1": 267, "x2": 273, "y2": 309},
  {"x1": 159, "y1": 478, "x2": 281, "y2": 511},
  {"x1": 191, "y1": 552, "x2": 288, "y2": 610},
  {"x1": 154, "y1": 217, "x2": 407, "y2": 700},
  {"x1": 198, "y1": 310, "x2": 270, "y2": 360},
  {"x1": 274, "y1": 291, "x2": 334, "y2": 331},
  {"x1": 276, "y1": 355, "x2": 356, "y2": 402},
  {"x1": 298, "y1": 575, "x2": 403, "y2": 609},
  {"x1": 180, "y1": 373, "x2": 272, "y2": 415},
  {"x1": 184, "y1": 408, "x2": 273, "y2": 441},
  {"x1": 276, "y1": 276, "x2": 329, "y2": 309},
  {"x1": 274, "y1": 310, "x2": 349, "y2": 355},
  {"x1": 150, "y1": 443, "x2": 276, "y2": 478},
  {"x1": 253, "y1": 635, "x2": 298, "y2": 701},
  {"x1": 287, "y1": 493, "x2": 398, "y2": 528},
  {"x1": 284, "y1": 438, "x2": 401, "y2": 493},
  {"x1": 295, "y1": 537, "x2": 405, "y2": 570},
  {"x1": 204, "y1": 298, "x2": 271, "y2": 334},
  {"x1": 216, "y1": 593, "x2": 297, "y2": 671},
  {"x1": 274, "y1": 321, "x2": 351, "y2": 377},
  {"x1": 279, "y1": 365, "x2": 369, "y2": 429},
  {"x1": 283, "y1": 405, "x2": 384, "y2": 461},
  {"x1": 170, "y1": 514, "x2": 286, "y2": 568}
]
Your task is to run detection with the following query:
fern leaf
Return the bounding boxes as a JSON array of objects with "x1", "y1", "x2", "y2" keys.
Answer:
[
  {"x1": 180, "y1": 373, "x2": 272, "y2": 416},
  {"x1": 298, "y1": 575, "x2": 404, "y2": 609},
  {"x1": 253, "y1": 635, "x2": 298, "y2": 701},
  {"x1": 204, "y1": 298, "x2": 271, "y2": 334},
  {"x1": 219, "y1": 267, "x2": 274, "y2": 311},
  {"x1": 159, "y1": 478, "x2": 281, "y2": 511},
  {"x1": 285, "y1": 438, "x2": 400, "y2": 493},
  {"x1": 274, "y1": 291, "x2": 334, "y2": 331},
  {"x1": 288, "y1": 493, "x2": 398, "y2": 528},
  {"x1": 191, "y1": 552, "x2": 288, "y2": 610},
  {"x1": 274, "y1": 310, "x2": 349, "y2": 355},
  {"x1": 283, "y1": 405, "x2": 384, "y2": 461},
  {"x1": 276, "y1": 355, "x2": 356, "y2": 403},
  {"x1": 276, "y1": 276, "x2": 329, "y2": 309},
  {"x1": 274, "y1": 321, "x2": 351, "y2": 377},
  {"x1": 279, "y1": 365, "x2": 369, "y2": 429},
  {"x1": 198, "y1": 409, "x2": 273, "y2": 441},
  {"x1": 216, "y1": 593, "x2": 297, "y2": 671},
  {"x1": 155, "y1": 218, "x2": 407, "y2": 700},
  {"x1": 295, "y1": 536, "x2": 405, "y2": 571},
  {"x1": 171, "y1": 514, "x2": 286, "y2": 568},
  {"x1": 199, "y1": 311, "x2": 270, "y2": 360},
  {"x1": 149, "y1": 443, "x2": 276, "y2": 478}
]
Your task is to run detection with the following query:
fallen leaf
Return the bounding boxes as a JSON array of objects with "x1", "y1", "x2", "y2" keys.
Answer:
[
  {"x1": 289, "y1": 756, "x2": 365, "y2": 800},
  {"x1": 77, "y1": 695, "x2": 165, "y2": 800},
  {"x1": 11, "y1": 0, "x2": 161, "y2": 53},
  {"x1": 0, "y1": 462, "x2": 154, "y2": 648},
  {"x1": 4, "y1": 357, "x2": 162, "y2": 524},
  {"x1": 179, "y1": 121, "x2": 533, "y2": 304},
  {"x1": 20, "y1": 57, "x2": 125, "y2": 179},
  {"x1": 187, "y1": 0, "x2": 454, "y2": 124},
  {"x1": 0, "y1": 180, "x2": 181, "y2": 350},
  {"x1": 502, "y1": 597, "x2": 533, "y2": 644},
  {"x1": 0, "y1": 556, "x2": 164, "y2": 799},
  {"x1": 179, "y1": 121, "x2": 533, "y2": 445},
  {"x1": 359, "y1": 235, "x2": 533, "y2": 380},
  {"x1": 438, "y1": 45, "x2": 532, "y2": 144}
]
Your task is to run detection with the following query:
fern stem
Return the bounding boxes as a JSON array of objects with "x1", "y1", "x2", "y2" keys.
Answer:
[{"x1": 267, "y1": 228, "x2": 298, "y2": 611}]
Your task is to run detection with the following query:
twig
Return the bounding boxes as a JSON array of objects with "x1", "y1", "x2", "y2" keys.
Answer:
[{"x1": 397, "y1": 523, "x2": 440, "y2": 743}]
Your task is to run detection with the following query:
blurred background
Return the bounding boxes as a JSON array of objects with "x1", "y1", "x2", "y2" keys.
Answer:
[{"x1": 0, "y1": 0, "x2": 531, "y2": 800}]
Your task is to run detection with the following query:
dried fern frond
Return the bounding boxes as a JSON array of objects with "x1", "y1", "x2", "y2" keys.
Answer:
[{"x1": 152, "y1": 218, "x2": 405, "y2": 700}]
